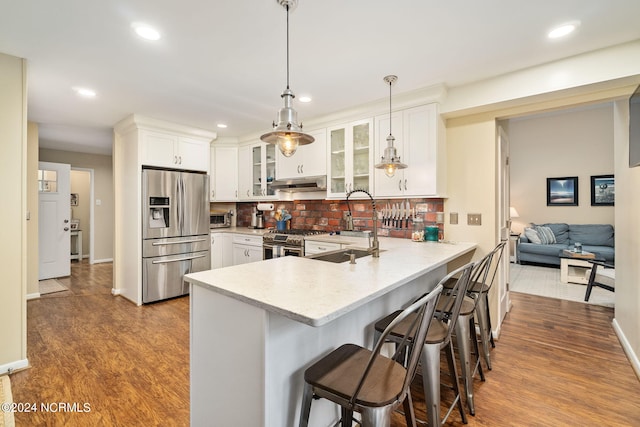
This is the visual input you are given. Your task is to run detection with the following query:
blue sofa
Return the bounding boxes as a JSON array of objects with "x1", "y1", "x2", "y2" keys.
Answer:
[{"x1": 517, "y1": 223, "x2": 615, "y2": 266}]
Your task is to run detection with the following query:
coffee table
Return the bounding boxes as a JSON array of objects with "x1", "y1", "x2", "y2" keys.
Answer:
[{"x1": 559, "y1": 250, "x2": 605, "y2": 285}]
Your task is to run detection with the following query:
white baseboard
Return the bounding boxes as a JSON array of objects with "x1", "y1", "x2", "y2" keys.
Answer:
[
  {"x1": 26, "y1": 292, "x2": 40, "y2": 300},
  {"x1": 612, "y1": 317, "x2": 640, "y2": 380},
  {"x1": 111, "y1": 288, "x2": 121, "y2": 296},
  {"x1": 92, "y1": 258, "x2": 113, "y2": 264},
  {"x1": 0, "y1": 359, "x2": 29, "y2": 375}
]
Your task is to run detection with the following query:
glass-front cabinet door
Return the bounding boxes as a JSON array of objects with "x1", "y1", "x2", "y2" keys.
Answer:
[
  {"x1": 251, "y1": 143, "x2": 277, "y2": 199},
  {"x1": 252, "y1": 145, "x2": 263, "y2": 197},
  {"x1": 264, "y1": 144, "x2": 276, "y2": 196},
  {"x1": 327, "y1": 118, "x2": 373, "y2": 198},
  {"x1": 329, "y1": 127, "x2": 346, "y2": 195},
  {"x1": 351, "y1": 120, "x2": 372, "y2": 194}
]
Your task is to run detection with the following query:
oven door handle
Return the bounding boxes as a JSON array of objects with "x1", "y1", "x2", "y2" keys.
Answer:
[
  {"x1": 152, "y1": 254, "x2": 207, "y2": 264},
  {"x1": 152, "y1": 238, "x2": 208, "y2": 246}
]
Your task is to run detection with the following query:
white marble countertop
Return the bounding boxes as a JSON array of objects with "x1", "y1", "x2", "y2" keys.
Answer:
[
  {"x1": 185, "y1": 237, "x2": 476, "y2": 327},
  {"x1": 209, "y1": 226, "x2": 271, "y2": 236}
]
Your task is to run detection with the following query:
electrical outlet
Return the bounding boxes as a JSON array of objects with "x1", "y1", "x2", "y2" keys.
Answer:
[
  {"x1": 467, "y1": 213, "x2": 482, "y2": 226},
  {"x1": 450, "y1": 212, "x2": 458, "y2": 225}
]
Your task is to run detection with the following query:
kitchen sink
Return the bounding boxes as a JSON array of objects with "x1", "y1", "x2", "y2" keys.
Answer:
[{"x1": 306, "y1": 248, "x2": 376, "y2": 263}]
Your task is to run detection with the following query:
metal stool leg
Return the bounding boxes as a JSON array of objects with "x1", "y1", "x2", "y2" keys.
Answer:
[
  {"x1": 299, "y1": 382, "x2": 313, "y2": 427},
  {"x1": 444, "y1": 341, "x2": 468, "y2": 425},
  {"x1": 361, "y1": 405, "x2": 393, "y2": 426},
  {"x1": 420, "y1": 343, "x2": 442, "y2": 427},
  {"x1": 475, "y1": 294, "x2": 492, "y2": 370},
  {"x1": 455, "y1": 313, "x2": 475, "y2": 415}
]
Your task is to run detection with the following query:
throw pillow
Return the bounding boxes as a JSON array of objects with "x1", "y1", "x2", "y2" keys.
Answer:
[
  {"x1": 524, "y1": 227, "x2": 542, "y2": 244},
  {"x1": 535, "y1": 225, "x2": 557, "y2": 245}
]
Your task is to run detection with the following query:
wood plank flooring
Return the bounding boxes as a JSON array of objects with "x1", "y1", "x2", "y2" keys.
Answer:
[{"x1": 10, "y1": 261, "x2": 640, "y2": 426}]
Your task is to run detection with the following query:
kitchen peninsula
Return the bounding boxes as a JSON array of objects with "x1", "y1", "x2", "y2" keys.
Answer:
[{"x1": 185, "y1": 236, "x2": 476, "y2": 426}]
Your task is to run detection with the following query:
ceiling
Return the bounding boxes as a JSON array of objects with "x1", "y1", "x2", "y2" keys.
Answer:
[{"x1": 1, "y1": 0, "x2": 639, "y2": 156}]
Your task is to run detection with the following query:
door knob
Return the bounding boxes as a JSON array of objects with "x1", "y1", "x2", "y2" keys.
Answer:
[
  {"x1": 64, "y1": 227, "x2": 69, "y2": 231},
  {"x1": 64, "y1": 219, "x2": 69, "y2": 223}
]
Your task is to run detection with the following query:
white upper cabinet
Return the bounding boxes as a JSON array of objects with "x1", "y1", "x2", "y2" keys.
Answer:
[
  {"x1": 327, "y1": 118, "x2": 373, "y2": 199},
  {"x1": 276, "y1": 128, "x2": 327, "y2": 179},
  {"x1": 238, "y1": 142, "x2": 277, "y2": 200},
  {"x1": 210, "y1": 145, "x2": 238, "y2": 201},
  {"x1": 141, "y1": 130, "x2": 210, "y2": 172},
  {"x1": 374, "y1": 104, "x2": 445, "y2": 197}
]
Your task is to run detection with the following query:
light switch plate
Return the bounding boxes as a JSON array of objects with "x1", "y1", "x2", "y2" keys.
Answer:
[
  {"x1": 468, "y1": 213, "x2": 482, "y2": 226},
  {"x1": 450, "y1": 212, "x2": 458, "y2": 225}
]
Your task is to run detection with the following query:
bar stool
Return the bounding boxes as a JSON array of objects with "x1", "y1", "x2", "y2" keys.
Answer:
[
  {"x1": 469, "y1": 241, "x2": 506, "y2": 370},
  {"x1": 443, "y1": 241, "x2": 506, "y2": 371},
  {"x1": 438, "y1": 251, "x2": 495, "y2": 416},
  {"x1": 298, "y1": 283, "x2": 444, "y2": 427},
  {"x1": 373, "y1": 262, "x2": 476, "y2": 427}
]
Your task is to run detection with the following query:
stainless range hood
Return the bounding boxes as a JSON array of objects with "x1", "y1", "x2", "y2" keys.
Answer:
[{"x1": 270, "y1": 175, "x2": 327, "y2": 192}]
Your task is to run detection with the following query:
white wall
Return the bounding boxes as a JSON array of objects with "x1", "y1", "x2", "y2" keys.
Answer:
[
  {"x1": 509, "y1": 104, "x2": 615, "y2": 233},
  {"x1": 0, "y1": 53, "x2": 27, "y2": 373},
  {"x1": 612, "y1": 99, "x2": 640, "y2": 377}
]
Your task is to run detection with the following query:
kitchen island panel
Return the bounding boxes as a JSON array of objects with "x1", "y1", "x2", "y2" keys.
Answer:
[{"x1": 191, "y1": 265, "x2": 444, "y2": 426}]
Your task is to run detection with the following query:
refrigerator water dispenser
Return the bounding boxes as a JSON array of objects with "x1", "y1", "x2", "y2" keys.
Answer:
[{"x1": 148, "y1": 197, "x2": 170, "y2": 228}]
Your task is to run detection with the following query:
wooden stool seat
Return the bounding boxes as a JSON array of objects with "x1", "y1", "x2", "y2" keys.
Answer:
[{"x1": 304, "y1": 343, "x2": 406, "y2": 407}]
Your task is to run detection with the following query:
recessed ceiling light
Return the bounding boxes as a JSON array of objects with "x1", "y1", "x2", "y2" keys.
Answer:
[
  {"x1": 548, "y1": 21, "x2": 580, "y2": 39},
  {"x1": 299, "y1": 96, "x2": 312, "y2": 103},
  {"x1": 132, "y1": 22, "x2": 161, "y2": 41},
  {"x1": 73, "y1": 87, "x2": 96, "y2": 98},
  {"x1": 217, "y1": 123, "x2": 227, "y2": 129}
]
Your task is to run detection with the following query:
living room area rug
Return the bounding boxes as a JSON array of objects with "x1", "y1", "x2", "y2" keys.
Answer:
[
  {"x1": 38, "y1": 279, "x2": 69, "y2": 295},
  {"x1": 510, "y1": 263, "x2": 614, "y2": 308},
  {"x1": 0, "y1": 374, "x2": 15, "y2": 427}
]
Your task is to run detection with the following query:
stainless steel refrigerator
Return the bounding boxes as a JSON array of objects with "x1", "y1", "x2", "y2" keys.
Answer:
[{"x1": 142, "y1": 168, "x2": 210, "y2": 303}]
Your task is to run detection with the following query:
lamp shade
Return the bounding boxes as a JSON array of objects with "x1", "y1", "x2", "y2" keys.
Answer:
[{"x1": 509, "y1": 207, "x2": 520, "y2": 218}]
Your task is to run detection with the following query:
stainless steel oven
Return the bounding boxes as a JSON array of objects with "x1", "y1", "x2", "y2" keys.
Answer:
[{"x1": 262, "y1": 229, "x2": 326, "y2": 260}]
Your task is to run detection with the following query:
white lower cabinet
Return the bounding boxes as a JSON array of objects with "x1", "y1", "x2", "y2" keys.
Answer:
[
  {"x1": 305, "y1": 240, "x2": 341, "y2": 255},
  {"x1": 232, "y1": 234, "x2": 263, "y2": 265},
  {"x1": 211, "y1": 232, "x2": 234, "y2": 269}
]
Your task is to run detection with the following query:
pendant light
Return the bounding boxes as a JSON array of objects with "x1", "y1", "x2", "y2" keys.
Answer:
[
  {"x1": 260, "y1": 0, "x2": 314, "y2": 157},
  {"x1": 375, "y1": 75, "x2": 407, "y2": 177}
]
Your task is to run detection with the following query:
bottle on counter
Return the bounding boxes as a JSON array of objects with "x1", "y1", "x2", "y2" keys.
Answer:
[{"x1": 412, "y1": 216, "x2": 425, "y2": 241}]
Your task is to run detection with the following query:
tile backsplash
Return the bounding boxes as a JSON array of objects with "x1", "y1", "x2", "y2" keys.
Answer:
[{"x1": 230, "y1": 198, "x2": 444, "y2": 239}]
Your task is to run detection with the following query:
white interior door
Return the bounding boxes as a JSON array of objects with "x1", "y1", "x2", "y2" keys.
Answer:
[
  {"x1": 497, "y1": 126, "x2": 511, "y2": 324},
  {"x1": 39, "y1": 161, "x2": 71, "y2": 280}
]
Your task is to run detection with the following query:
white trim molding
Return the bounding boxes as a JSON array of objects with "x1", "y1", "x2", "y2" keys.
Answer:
[{"x1": 613, "y1": 318, "x2": 640, "y2": 380}]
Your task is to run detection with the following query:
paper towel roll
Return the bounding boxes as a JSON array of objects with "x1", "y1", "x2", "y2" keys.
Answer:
[{"x1": 257, "y1": 203, "x2": 274, "y2": 211}]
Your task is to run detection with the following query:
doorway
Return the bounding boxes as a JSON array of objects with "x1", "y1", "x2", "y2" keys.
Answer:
[
  {"x1": 70, "y1": 169, "x2": 94, "y2": 263},
  {"x1": 38, "y1": 161, "x2": 71, "y2": 279}
]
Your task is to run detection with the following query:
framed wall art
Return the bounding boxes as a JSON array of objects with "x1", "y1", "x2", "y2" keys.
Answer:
[
  {"x1": 70, "y1": 193, "x2": 79, "y2": 206},
  {"x1": 546, "y1": 176, "x2": 578, "y2": 206},
  {"x1": 590, "y1": 174, "x2": 614, "y2": 206}
]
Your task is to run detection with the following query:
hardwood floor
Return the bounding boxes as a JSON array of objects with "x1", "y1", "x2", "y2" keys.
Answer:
[
  {"x1": 13, "y1": 261, "x2": 190, "y2": 426},
  {"x1": 11, "y1": 261, "x2": 640, "y2": 426}
]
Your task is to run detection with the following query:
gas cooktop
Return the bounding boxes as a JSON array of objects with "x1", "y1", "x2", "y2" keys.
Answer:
[{"x1": 266, "y1": 229, "x2": 327, "y2": 236}]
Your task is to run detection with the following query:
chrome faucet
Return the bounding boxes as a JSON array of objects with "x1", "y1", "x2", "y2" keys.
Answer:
[{"x1": 346, "y1": 189, "x2": 380, "y2": 257}]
